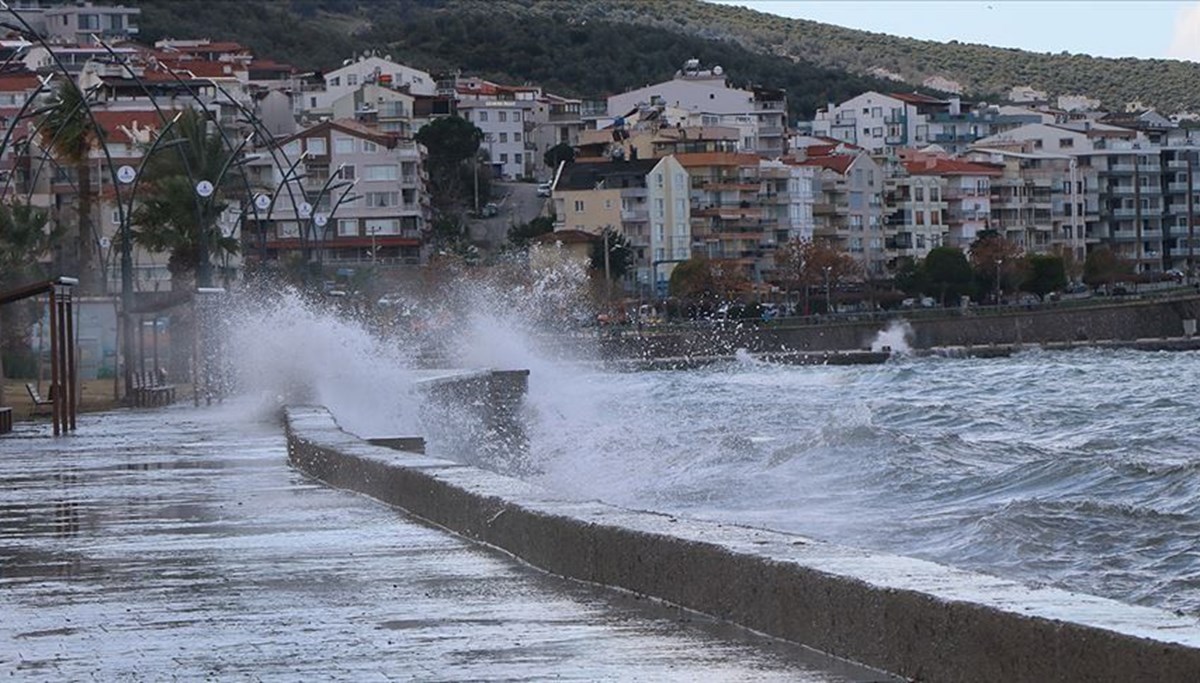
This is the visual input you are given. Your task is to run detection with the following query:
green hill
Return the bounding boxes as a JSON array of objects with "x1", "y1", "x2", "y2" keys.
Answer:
[{"x1": 128, "y1": 0, "x2": 1200, "y2": 117}]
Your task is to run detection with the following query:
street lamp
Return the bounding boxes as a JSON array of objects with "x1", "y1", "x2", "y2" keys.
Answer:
[
  {"x1": 823, "y1": 265, "x2": 832, "y2": 314},
  {"x1": 994, "y1": 257, "x2": 1004, "y2": 305}
]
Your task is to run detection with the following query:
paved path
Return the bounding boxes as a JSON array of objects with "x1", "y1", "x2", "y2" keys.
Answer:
[{"x1": 0, "y1": 404, "x2": 893, "y2": 681}]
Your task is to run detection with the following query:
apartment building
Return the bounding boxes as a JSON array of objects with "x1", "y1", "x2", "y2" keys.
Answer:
[
  {"x1": 885, "y1": 164, "x2": 950, "y2": 262},
  {"x1": 1072, "y1": 141, "x2": 1200, "y2": 273},
  {"x1": 458, "y1": 97, "x2": 535, "y2": 180},
  {"x1": 811, "y1": 91, "x2": 952, "y2": 155},
  {"x1": 798, "y1": 151, "x2": 888, "y2": 277},
  {"x1": 606, "y1": 60, "x2": 787, "y2": 158},
  {"x1": 255, "y1": 119, "x2": 429, "y2": 266},
  {"x1": 42, "y1": 2, "x2": 140, "y2": 44},
  {"x1": 330, "y1": 83, "x2": 415, "y2": 136},
  {"x1": 525, "y1": 93, "x2": 585, "y2": 180},
  {"x1": 962, "y1": 148, "x2": 1093, "y2": 261},
  {"x1": 902, "y1": 157, "x2": 1004, "y2": 250},
  {"x1": 306, "y1": 55, "x2": 436, "y2": 114},
  {"x1": 551, "y1": 156, "x2": 690, "y2": 295}
]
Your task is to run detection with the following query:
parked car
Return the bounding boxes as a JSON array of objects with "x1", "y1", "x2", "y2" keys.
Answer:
[
  {"x1": 479, "y1": 202, "x2": 499, "y2": 218},
  {"x1": 537, "y1": 182, "x2": 553, "y2": 197}
]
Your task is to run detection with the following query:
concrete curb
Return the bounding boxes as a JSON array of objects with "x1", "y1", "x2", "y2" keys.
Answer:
[{"x1": 285, "y1": 405, "x2": 1200, "y2": 682}]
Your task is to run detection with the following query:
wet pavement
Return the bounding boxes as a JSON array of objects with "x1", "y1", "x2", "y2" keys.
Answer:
[{"x1": 0, "y1": 404, "x2": 893, "y2": 681}]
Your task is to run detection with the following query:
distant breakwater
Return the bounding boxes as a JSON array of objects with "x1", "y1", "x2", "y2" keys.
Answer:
[{"x1": 591, "y1": 294, "x2": 1200, "y2": 360}]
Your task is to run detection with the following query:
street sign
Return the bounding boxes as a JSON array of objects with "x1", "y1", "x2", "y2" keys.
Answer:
[
  {"x1": 254, "y1": 193, "x2": 271, "y2": 211},
  {"x1": 313, "y1": 213, "x2": 328, "y2": 227},
  {"x1": 117, "y1": 165, "x2": 136, "y2": 184},
  {"x1": 195, "y1": 180, "x2": 214, "y2": 198},
  {"x1": 298, "y1": 202, "x2": 312, "y2": 218},
  {"x1": 99, "y1": 237, "x2": 111, "y2": 248}
]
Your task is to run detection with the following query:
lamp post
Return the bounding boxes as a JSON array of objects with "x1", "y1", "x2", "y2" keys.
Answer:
[
  {"x1": 994, "y1": 257, "x2": 1004, "y2": 305},
  {"x1": 195, "y1": 134, "x2": 256, "y2": 288},
  {"x1": 823, "y1": 265, "x2": 832, "y2": 314}
]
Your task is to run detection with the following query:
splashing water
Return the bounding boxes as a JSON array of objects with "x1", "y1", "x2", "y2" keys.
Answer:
[{"x1": 871, "y1": 319, "x2": 913, "y2": 354}]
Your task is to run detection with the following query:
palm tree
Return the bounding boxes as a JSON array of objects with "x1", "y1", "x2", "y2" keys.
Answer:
[
  {"x1": 0, "y1": 201, "x2": 55, "y2": 407},
  {"x1": 38, "y1": 79, "x2": 99, "y2": 294},
  {"x1": 130, "y1": 110, "x2": 242, "y2": 292}
]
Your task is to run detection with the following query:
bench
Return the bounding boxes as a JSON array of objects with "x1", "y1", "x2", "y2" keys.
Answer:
[
  {"x1": 25, "y1": 383, "x2": 54, "y2": 417},
  {"x1": 0, "y1": 406, "x2": 11, "y2": 434},
  {"x1": 130, "y1": 369, "x2": 176, "y2": 407}
]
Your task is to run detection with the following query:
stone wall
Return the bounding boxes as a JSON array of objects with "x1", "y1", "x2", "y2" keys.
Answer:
[
  {"x1": 597, "y1": 295, "x2": 1200, "y2": 358},
  {"x1": 285, "y1": 401, "x2": 1200, "y2": 682}
]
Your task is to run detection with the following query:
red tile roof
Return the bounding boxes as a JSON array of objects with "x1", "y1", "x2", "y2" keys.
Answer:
[
  {"x1": 903, "y1": 158, "x2": 1004, "y2": 176},
  {"x1": 796, "y1": 155, "x2": 855, "y2": 174},
  {"x1": 891, "y1": 92, "x2": 948, "y2": 105},
  {"x1": 90, "y1": 110, "x2": 177, "y2": 144},
  {"x1": 0, "y1": 73, "x2": 41, "y2": 92}
]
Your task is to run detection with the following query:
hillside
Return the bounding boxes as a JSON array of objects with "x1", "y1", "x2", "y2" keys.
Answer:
[{"x1": 129, "y1": 0, "x2": 1200, "y2": 116}]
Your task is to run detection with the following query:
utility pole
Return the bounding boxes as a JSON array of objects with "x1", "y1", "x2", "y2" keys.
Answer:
[{"x1": 603, "y1": 227, "x2": 612, "y2": 305}]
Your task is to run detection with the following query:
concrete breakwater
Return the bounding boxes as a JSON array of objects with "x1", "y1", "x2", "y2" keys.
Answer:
[
  {"x1": 285, "y1": 373, "x2": 1200, "y2": 682},
  {"x1": 595, "y1": 294, "x2": 1200, "y2": 359}
]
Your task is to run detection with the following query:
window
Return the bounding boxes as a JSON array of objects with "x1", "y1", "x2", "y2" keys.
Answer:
[
  {"x1": 338, "y1": 165, "x2": 356, "y2": 180},
  {"x1": 78, "y1": 14, "x2": 99, "y2": 29},
  {"x1": 499, "y1": 132, "x2": 508, "y2": 143},
  {"x1": 513, "y1": 111, "x2": 521, "y2": 122},
  {"x1": 499, "y1": 153, "x2": 508, "y2": 163},
  {"x1": 1059, "y1": 138, "x2": 1074, "y2": 149},
  {"x1": 278, "y1": 221, "x2": 300, "y2": 238},
  {"x1": 872, "y1": 127, "x2": 883, "y2": 136},
  {"x1": 654, "y1": 198, "x2": 664, "y2": 215},
  {"x1": 674, "y1": 173, "x2": 685, "y2": 190},
  {"x1": 365, "y1": 218, "x2": 400, "y2": 235},
  {"x1": 337, "y1": 218, "x2": 358, "y2": 236},
  {"x1": 914, "y1": 186, "x2": 925, "y2": 202},
  {"x1": 334, "y1": 137, "x2": 354, "y2": 154},
  {"x1": 362, "y1": 140, "x2": 378, "y2": 153},
  {"x1": 365, "y1": 165, "x2": 398, "y2": 181},
  {"x1": 329, "y1": 76, "x2": 340, "y2": 87},
  {"x1": 284, "y1": 140, "x2": 301, "y2": 158},
  {"x1": 307, "y1": 137, "x2": 326, "y2": 155},
  {"x1": 498, "y1": 111, "x2": 507, "y2": 122},
  {"x1": 365, "y1": 191, "x2": 398, "y2": 208},
  {"x1": 514, "y1": 132, "x2": 522, "y2": 142},
  {"x1": 478, "y1": 111, "x2": 488, "y2": 122},
  {"x1": 346, "y1": 74, "x2": 358, "y2": 86},
  {"x1": 930, "y1": 187, "x2": 939, "y2": 201},
  {"x1": 574, "y1": 200, "x2": 584, "y2": 212},
  {"x1": 514, "y1": 153, "x2": 522, "y2": 164}
]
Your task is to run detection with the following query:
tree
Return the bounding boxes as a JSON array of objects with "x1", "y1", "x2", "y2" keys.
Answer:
[
  {"x1": 543, "y1": 142, "x2": 575, "y2": 170},
  {"x1": 38, "y1": 79, "x2": 100, "y2": 294},
  {"x1": 969, "y1": 230, "x2": 1023, "y2": 302},
  {"x1": 507, "y1": 215, "x2": 555, "y2": 250},
  {"x1": 129, "y1": 110, "x2": 242, "y2": 291},
  {"x1": 589, "y1": 227, "x2": 633, "y2": 282},
  {"x1": 1083, "y1": 246, "x2": 1132, "y2": 290},
  {"x1": 773, "y1": 238, "x2": 857, "y2": 314},
  {"x1": 668, "y1": 257, "x2": 750, "y2": 314},
  {"x1": 0, "y1": 202, "x2": 54, "y2": 406},
  {"x1": 1021, "y1": 254, "x2": 1067, "y2": 300},
  {"x1": 415, "y1": 116, "x2": 484, "y2": 212},
  {"x1": 923, "y1": 246, "x2": 974, "y2": 305}
]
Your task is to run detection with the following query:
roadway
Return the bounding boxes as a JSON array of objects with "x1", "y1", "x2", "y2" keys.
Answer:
[
  {"x1": 467, "y1": 180, "x2": 550, "y2": 251},
  {"x1": 0, "y1": 404, "x2": 894, "y2": 681}
]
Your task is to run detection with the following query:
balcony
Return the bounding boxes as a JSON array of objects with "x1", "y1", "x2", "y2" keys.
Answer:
[
  {"x1": 1168, "y1": 182, "x2": 1195, "y2": 193},
  {"x1": 757, "y1": 126, "x2": 785, "y2": 137},
  {"x1": 621, "y1": 209, "x2": 649, "y2": 222}
]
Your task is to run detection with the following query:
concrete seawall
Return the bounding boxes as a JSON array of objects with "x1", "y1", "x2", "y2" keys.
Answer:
[{"x1": 286, "y1": 400, "x2": 1200, "y2": 682}]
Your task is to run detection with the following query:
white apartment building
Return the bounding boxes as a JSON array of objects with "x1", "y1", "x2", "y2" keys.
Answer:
[
  {"x1": 606, "y1": 60, "x2": 788, "y2": 158},
  {"x1": 811, "y1": 91, "x2": 954, "y2": 155},
  {"x1": 458, "y1": 98, "x2": 535, "y2": 180},
  {"x1": 307, "y1": 55, "x2": 435, "y2": 113}
]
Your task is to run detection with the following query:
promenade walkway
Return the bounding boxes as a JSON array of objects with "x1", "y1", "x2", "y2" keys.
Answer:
[{"x1": 0, "y1": 404, "x2": 892, "y2": 681}]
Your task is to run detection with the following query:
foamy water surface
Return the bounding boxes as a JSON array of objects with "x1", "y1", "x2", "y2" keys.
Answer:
[{"x1": 497, "y1": 349, "x2": 1200, "y2": 616}]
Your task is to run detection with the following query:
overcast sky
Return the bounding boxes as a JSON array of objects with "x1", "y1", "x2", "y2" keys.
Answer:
[{"x1": 709, "y1": 1, "x2": 1200, "y2": 62}]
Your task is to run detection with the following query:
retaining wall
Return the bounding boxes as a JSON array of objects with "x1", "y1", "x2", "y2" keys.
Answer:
[
  {"x1": 286, "y1": 400, "x2": 1200, "y2": 682},
  {"x1": 596, "y1": 295, "x2": 1200, "y2": 358}
]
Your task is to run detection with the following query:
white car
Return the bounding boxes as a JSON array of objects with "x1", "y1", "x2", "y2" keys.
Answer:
[{"x1": 537, "y1": 182, "x2": 552, "y2": 197}]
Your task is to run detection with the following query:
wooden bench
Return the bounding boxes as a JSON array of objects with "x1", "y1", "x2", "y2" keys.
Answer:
[
  {"x1": 25, "y1": 383, "x2": 54, "y2": 417},
  {"x1": 0, "y1": 406, "x2": 12, "y2": 434},
  {"x1": 130, "y1": 370, "x2": 176, "y2": 407}
]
